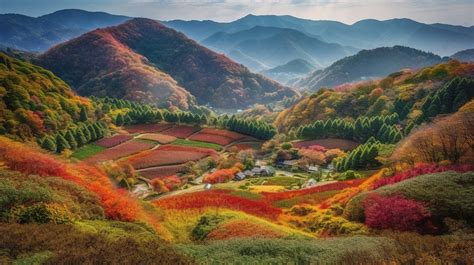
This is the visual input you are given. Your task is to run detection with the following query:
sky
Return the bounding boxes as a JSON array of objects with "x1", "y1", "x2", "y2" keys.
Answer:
[{"x1": 1, "y1": 0, "x2": 473, "y2": 26}]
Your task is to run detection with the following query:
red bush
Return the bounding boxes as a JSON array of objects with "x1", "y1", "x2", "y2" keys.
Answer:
[
  {"x1": 203, "y1": 168, "x2": 239, "y2": 184},
  {"x1": 261, "y1": 178, "x2": 366, "y2": 203},
  {"x1": 364, "y1": 193, "x2": 431, "y2": 232},
  {"x1": 154, "y1": 189, "x2": 281, "y2": 220},
  {"x1": 372, "y1": 163, "x2": 474, "y2": 189}
]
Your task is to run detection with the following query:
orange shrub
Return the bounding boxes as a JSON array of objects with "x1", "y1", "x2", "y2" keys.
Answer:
[{"x1": 206, "y1": 220, "x2": 285, "y2": 240}]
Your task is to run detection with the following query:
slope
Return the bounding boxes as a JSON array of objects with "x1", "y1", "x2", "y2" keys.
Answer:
[
  {"x1": 38, "y1": 18, "x2": 296, "y2": 109},
  {"x1": 294, "y1": 46, "x2": 444, "y2": 91},
  {"x1": 0, "y1": 9, "x2": 130, "y2": 52}
]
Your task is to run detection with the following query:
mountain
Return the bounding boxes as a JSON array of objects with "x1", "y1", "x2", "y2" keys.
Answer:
[
  {"x1": 165, "y1": 15, "x2": 474, "y2": 56},
  {"x1": 294, "y1": 46, "x2": 444, "y2": 90},
  {"x1": 0, "y1": 52, "x2": 98, "y2": 139},
  {"x1": 275, "y1": 60, "x2": 474, "y2": 131},
  {"x1": 202, "y1": 26, "x2": 357, "y2": 71},
  {"x1": 261, "y1": 59, "x2": 316, "y2": 84},
  {"x1": 0, "y1": 9, "x2": 130, "y2": 51},
  {"x1": 451, "y1": 49, "x2": 474, "y2": 62},
  {"x1": 38, "y1": 18, "x2": 296, "y2": 109}
]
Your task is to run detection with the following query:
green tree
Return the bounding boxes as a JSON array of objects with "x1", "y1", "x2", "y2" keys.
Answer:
[
  {"x1": 65, "y1": 130, "x2": 78, "y2": 150},
  {"x1": 55, "y1": 134, "x2": 70, "y2": 153},
  {"x1": 79, "y1": 106, "x2": 88, "y2": 122},
  {"x1": 41, "y1": 137, "x2": 57, "y2": 152}
]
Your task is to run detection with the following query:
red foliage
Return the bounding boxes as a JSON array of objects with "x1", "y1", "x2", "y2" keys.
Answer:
[
  {"x1": 364, "y1": 193, "x2": 431, "y2": 232},
  {"x1": 124, "y1": 123, "x2": 173, "y2": 134},
  {"x1": 305, "y1": 145, "x2": 327, "y2": 152},
  {"x1": 372, "y1": 163, "x2": 474, "y2": 190},
  {"x1": 189, "y1": 128, "x2": 247, "y2": 145},
  {"x1": 95, "y1": 134, "x2": 133, "y2": 148},
  {"x1": 203, "y1": 167, "x2": 239, "y2": 184},
  {"x1": 161, "y1": 125, "x2": 201, "y2": 138},
  {"x1": 0, "y1": 137, "x2": 140, "y2": 221},
  {"x1": 86, "y1": 140, "x2": 155, "y2": 163},
  {"x1": 154, "y1": 189, "x2": 281, "y2": 220},
  {"x1": 127, "y1": 145, "x2": 217, "y2": 169},
  {"x1": 261, "y1": 179, "x2": 366, "y2": 203},
  {"x1": 162, "y1": 175, "x2": 182, "y2": 190},
  {"x1": 138, "y1": 164, "x2": 185, "y2": 179},
  {"x1": 293, "y1": 139, "x2": 359, "y2": 151}
]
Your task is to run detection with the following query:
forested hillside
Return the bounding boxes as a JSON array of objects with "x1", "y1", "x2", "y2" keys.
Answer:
[
  {"x1": 38, "y1": 18, "x2": 297, "y2": 109},
  {"x1": 275, "y1": 60, "x2": 474, "y2": 131},
  {"x1": 294, "y1": 46, "x2": 444, "y2": 90}
]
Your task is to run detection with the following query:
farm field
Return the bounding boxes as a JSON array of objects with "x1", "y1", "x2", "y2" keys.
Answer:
[
  {"x1": 85, "y1": 140, "x2": 156, "y2": 163},
  {"x1": 95, "y1": 134, "x2": 133, "y2": 147},
  {"x1": 138, "y1": 164, "x2": 186, "y2": 179},
  {"x1": 161, "y1": 125, "x2": 201, "y2": 138},
  {"x1": 71, "y1": 144, "x2": 106, "y2": 160},
  {"x1": 124, "y1": 123, "x2": 173, "y2": 134},
  {"x1": 136, "y1": 133, "x2": 176, "y2": 144},
  {"x1": 127, "y1": 144, "x2": 218, "y2": 169},
  {"x1": 226, "y1": 142, "x2": 262, "y2": 151},
  {"x1": 172, "y1": 139, "x2": 222, "y2": 151},
  {"x1": 188, "y1": 127, "x2": 247, "y2": 145},
  {"x1": 293, "y1": 138, "x2": 359, "y2": 150}
]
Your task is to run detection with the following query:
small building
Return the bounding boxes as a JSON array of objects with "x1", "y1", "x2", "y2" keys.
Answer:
[
  {"x1": 235, "y1": 172, "x2": 246, "y2": 181},
  {"x1": 303, "y1": 178, "x2": 318, "y2": 188},
  {"x1": 204, "y1": 183, "x2": 212, "y2": 190},
  {"x1": 306, "y1": 165, "x2": 319, "y2": 172},
  {"x1": 277, "y1": 160, "x2": 298, "y2": 169},
  {"x1": 251, "y1": 166, "x2": 275, "y2": 176},
  {"x1": 243, "y1": 170, "x2": 255, "y2": 177}
]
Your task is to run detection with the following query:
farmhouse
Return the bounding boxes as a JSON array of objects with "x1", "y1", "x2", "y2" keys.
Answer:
[
  {"x1": 251, "y1": 166, "x2": 275, "y2": 176},
  {"x1": 235, "y1": 172, "x2": 246, "y2": 180}
]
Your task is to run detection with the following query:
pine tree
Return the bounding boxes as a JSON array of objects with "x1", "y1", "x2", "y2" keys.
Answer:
[
  {"x1": 115, "y1": 114, "x2": 124, "y2": 126},
  {"x1": 75, "y1": 129, "x2": 87, "y2": 147},
  {"x1": 87, "y1": 124, "x2": 97, "y2": 141},
  {"x1": 65, "y1": 130, "x2": 78, "y2": 150},
  {"x1": 79, "y1": 106, "x2": 88, "y2": 122},
  {"x1": 41, "y1": 137, "x2": 57, "y2": 152},
  {"x1": 55, "y1": 134, "x2": 70, "y2": 153}
]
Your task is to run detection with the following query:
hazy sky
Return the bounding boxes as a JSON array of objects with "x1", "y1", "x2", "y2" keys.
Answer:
[{"x1": 1, "y1": 0, "x2": 473, "y2": 25}]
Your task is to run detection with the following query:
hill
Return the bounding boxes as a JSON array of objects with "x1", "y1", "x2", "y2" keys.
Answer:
[
  {"x1": 451, "y1": 49, "x2": 474, "y2": 62},
  {"x1": 0, "y1": 52, "x2": 101, "y2": 140},
  {"x1": 38, "y1": 18, "x2": 296, "y2": 109},
  {"x1": 261, "y1": 59, "x2": 316, "y2": 84},
  {"x1": 0, "y1": 9, "x2": 130, "y2": 51},
  {"x1": 202, "y1": 26, "x2": 356, "y2": 71},
  {"x1": 294, "y1": 46, "x2": 444, "y2": 91},
  {"x1": 165, "y1": 15, "x2": 474, "y2": 56},
  {"x1": 275, "y1": 60, "x2": 474, "y2": 131}
]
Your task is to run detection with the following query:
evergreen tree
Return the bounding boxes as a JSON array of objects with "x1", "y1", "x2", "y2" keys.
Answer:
[
  {"x1": 75, "y1": 129, "x2": 87, "y2": 147},
  {"x1": 79, "y1": 106, "x2": 88, "y2": 122},
  {"x1": 65, "y1": 130, "x2": 78, "y2": 150},
  {"x1": 41, "y1": 137, "x2": 57, "y2": 152},
  {"x1": 115, "y1": 114, "x2": 124, "y2": 126},
  {"x1": 55, "y1": 134, "x2": 70, "y2": 153}
]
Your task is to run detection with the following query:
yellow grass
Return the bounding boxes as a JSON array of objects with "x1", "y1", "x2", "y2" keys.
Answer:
[{"x1": 250, "y1": 185, "x2": 286, "y2": 193}]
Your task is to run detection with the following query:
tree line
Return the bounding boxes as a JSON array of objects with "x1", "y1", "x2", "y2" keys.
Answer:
[
  {"x1": 93, "y1": 97, "x2": 276, "y2": 140},
  {"x1": 296, "y1": 114, "x2": 403, "y2": 144},
  {"x1": 334, "y1": 137, "x2": 381, "y2": 172},
  {"x1": 38, "y1": 121, "x2": 107, "y2": 154}
]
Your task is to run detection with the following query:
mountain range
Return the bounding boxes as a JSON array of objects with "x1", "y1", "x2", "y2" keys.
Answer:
[
  {"x1": 293, "y1": 46, "x2": 445, "y2": 90},
  {"x1": 201, "y1": 26, "x2": 357, "y2": 71},
  {"x1": 261, "y1": 59, "x2": 316, "y2": 84},
  {"x1": 37, "y1": 18, "x2": 296, "y2": 109},
  {"x1": 0, "y1": 9, "x2": 130, "y2": 51},
  {"x1": 166, "y1": 14, "x2": 474, "y2": 56}
]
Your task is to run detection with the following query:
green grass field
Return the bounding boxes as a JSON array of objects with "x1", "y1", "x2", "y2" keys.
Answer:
[
  {"x1": 172, "y1": 139, "x2": 222, "y2": 151},
  {"x1": 71, "y1": 144, "x2": 106, "y2": 160}
]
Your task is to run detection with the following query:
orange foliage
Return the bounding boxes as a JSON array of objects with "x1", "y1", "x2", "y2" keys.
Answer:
[
  {"x1": 154, "y1": 189, "x2": 281, "y2": 220},
  {"x1": 206, "y1": 220, "x2": 285, "y2": 240},
  {"x1": 0, "y1": 137, "x2": 144, "y2": 221},
  {"x1": 203, "y1": 166, "x2": 240, "y2": 184}
]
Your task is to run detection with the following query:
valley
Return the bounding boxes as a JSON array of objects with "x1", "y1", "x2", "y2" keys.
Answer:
[{"x1": 0, "y1": 6, "x2": 473, "y2": 265}]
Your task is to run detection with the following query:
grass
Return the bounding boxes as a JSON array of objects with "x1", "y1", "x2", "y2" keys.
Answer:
[
  {"x1": 273, "y1": 190, "x2": 340, "y2": 208},
  {"x1": 172, "y1": 139, "x2": 222, "y2": 151},
  {"x1": 71, "y1": 144, "x2": 106, "y2": 160},
  {"x1": 250, "y1": 176, "x2": 305, "y2": 187}
]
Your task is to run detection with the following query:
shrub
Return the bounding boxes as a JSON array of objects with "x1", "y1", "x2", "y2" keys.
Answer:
[
  {"x1": 10, "y1": 203, "x2": 73, "y2": 224},
  {"x1": 364, "y1": 194, "x2": 431, "y2": 232},
  {"x1": 191, "y1": 214, "x2": 229, "y2": 241}
]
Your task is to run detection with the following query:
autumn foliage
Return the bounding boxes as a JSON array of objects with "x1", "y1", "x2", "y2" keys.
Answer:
[
  {"x1": 0, "y1": 136, "x2": 139, "y2": 221},
  {"x1": 261, "y1": 179, "x2": 366, "y2": 203},
  {"x1": 154, "y1": 190, "x2": 282, "y2": 220},
  {"x1": 372, "y1": 163, "x2": 474, "y2": 189},
  {"x1": 203, "y1": 166, "x2": 242, "y2": 184},
  {"x1": 364, "y1": 193, "x2": 431, "y2": 232}
]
